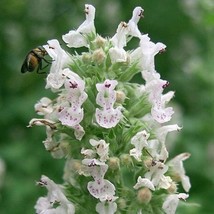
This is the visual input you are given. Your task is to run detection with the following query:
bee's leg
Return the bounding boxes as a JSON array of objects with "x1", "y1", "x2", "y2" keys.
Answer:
[
  {"x1": 37, "y1": 61, "x2": 47, "y2": 74},
  {"x1": 41, "y1": 57, "x2": 54, "y2": 64}
]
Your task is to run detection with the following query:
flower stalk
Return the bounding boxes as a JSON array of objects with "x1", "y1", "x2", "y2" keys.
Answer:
[{"x1": 28, "y1": 4, "x2": 190, "y2": 214}]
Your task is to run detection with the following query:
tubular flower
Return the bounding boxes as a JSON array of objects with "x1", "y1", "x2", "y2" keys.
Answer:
[
  {"x1": 35, "y1": 175, "x2": 75, "y2": 214},
  {"x1": 63, "y1": 4, "x2": 96, "y2": 48},
  {"x1": 95, "y1": 79, "x2": 123, "y2": 128},
  {"x1": 26, "y1": 4, "x2": 191, "y2": 214}
]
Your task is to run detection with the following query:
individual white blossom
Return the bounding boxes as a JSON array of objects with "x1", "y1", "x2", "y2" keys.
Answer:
[
  {"x1": 162, "y1": 193, "x2": 189, "y2": 214},
  {"x1": 111, "y1": 22, "x2": 128, "y2": 49},
  {"x1": 109, "y1": 22, "x2": 128, "y2": 63},
  {"x1": 144, "y1": 161, "x2": 170, "y2": 189},
  {"x1": 168, "y1": 153, "x2": 191, "y2": 192},
  {"x1": 156, "y1": 124, "x2": 182, "y2": 144},
  {"x1": 35, "y1": 175, "x2": 75, "y2": 214},
  {"x1": 63, "y1": 4, "x2": 96, "y2": 48},
  {"x1": 95, "y1": 79, "x2": 123, "y2": 128},
  {"x1": 82, "y1": 160, "x2": 117, "y2": 202},
  {"x1": 147, "y1": 139, "x2": 169, "y2": 163},
  {"x1": 131, "y1": 34, "x2": 166, "y2": 73},
  {"x1": 127, "y1": 6, "x2": 144, "y2": 38},
  {"x1": 129, "y1": 130, "x2": 150, "y2": 161},
  {"x1": 145, "y1": 78, "x2": 174, "y2": 123},
  {"x1": 57, "y1": 68, "x2": 87, "y2": 139},
  {"x1": 43, "y1": 39, "x2": 70, "y2": 90}
]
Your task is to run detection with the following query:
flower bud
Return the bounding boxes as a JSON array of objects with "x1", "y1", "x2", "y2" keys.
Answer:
[
  {"x1": 116, "y1": 90, "x2": 126, "y2": 104},
  {"x1": 137, "y1": 188, "x2": 152, "y2": 204},
  {"x1": 117, "y1": 198, "x2": 127, "y2": 210},
  {"x1": 108, "y1": 157, "x2": 120, "y2": 171},
  {"x1": 72, "y1": 160, "x2": 83, "y2": 172},
  {"x1": 82, "y1": 52, "x2": 92, "y2": 63},
  {"x1": 93, "y1": 35, "x2": 107, "y2": 48},
  {"x1": 120, "y1": 154, "x2": 133, "y2": 167},
  {"x1": 143, "y1": 157, "x2": 153, "y2": 168},
  {"x1": 167, "y1": 182, "x2": 178, "y2": 194},
  {"x1": 92, "y1": 48, "x2": 106, "y2": 64}
]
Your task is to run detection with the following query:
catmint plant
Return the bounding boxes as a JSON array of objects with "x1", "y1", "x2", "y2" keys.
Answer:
[{"x1": 28, "y1": 4, "x2": 190, "y2": 214}]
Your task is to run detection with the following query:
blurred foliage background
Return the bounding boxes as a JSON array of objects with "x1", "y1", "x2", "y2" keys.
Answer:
[{"x1": 0, "y1": 0, "x2": 214, "y2": 213}]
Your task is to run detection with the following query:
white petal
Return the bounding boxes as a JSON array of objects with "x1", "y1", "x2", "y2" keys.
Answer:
[
  {"x1": 96, "y1": 201, "x2": 117, "y2": 214},
  {"x1": 88, "y1": 179, "x2": 116, "y2": 201},
  {"x1": 58, "y1": 107, "x2": 84, "y2": 127},
  {"x1": 95, "y1": 108, "x2": 122, "y2": 128},
  {"x1": 151, "y1": 105, "x2": 174, "y2": 123},
  {"x1": 62, "y1": 31, "x2": 87, "y2": 48},
  {"x1": 133, "y1": 176, "x2": 155, "y2": 191},
  {"x1": 109, "y1": 47, "x2": 128, "y2": 63},
  {"x1": 162, "y1": 194, "x2": 179, "y2": 214}
]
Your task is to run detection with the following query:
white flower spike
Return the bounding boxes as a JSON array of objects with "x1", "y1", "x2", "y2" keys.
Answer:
[{"x1": 27, "y1": 4, "x2": 191, "y2": 214}]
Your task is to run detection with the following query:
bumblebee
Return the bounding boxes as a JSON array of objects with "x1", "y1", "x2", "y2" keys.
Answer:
[{"x1": 21, "y1": 46, "x2": 51, "y2": 74}]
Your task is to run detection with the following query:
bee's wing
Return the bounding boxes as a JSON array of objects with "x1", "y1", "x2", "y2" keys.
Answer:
[{"x1": 21, "y1": 56, "x2": 29, "y2": 73}]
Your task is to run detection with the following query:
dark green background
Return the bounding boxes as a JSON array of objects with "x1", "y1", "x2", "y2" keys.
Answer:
[{"x1": 0, "y1": 0, "x2": 213, "y2": 213}]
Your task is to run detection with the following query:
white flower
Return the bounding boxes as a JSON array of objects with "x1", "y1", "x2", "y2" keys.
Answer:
[
  {"x1": 156, "y1": 124, "x2": 182, "y2": 144},
  {"x1": 133, "y1": 176, "x2": 155, "y2": 191},
  {"x1": 82, "y1": 160, "x2": 117, "y2": 202},
  {"x1": 147, "y1": 140, "x2": 168, "y2": 163},
  {"x1": 82, "y1": 159, "x2": 107, "y2": 178},
  {"x1": 111, "y1": 22, "x2": 128, "y2": 49},
  {"x1": 35, "y1": 97, "x2": 53, "y2": 116},
  {"x1": 35, "y1": 175, "x2": 75, "y2": 214},
  {"x1": 96, "y1": 201, "x2": 117, "y2": 214},
  {"x1": 144, "y1": 161, "x2": 169, "y2": 189},
  {"x1": 162, "y1": 193, "x2": 189, "y2": 214},
  {"x1": 109, "y1": 46, "x2": 128, "y2": 63},
  {"x1": 145, "y1": 78, "x2": 174, "y2": 123},
  {"x1": 168, "y1": 153, "x2": 191, "y2": 192},
  {"x1": 109, "y1": 22, "x2": 128, "y2": 63},
  {"x1": 89, "y1": 139, "x2": 109, "y2": 162},
  {"x1": 129, "y1": 130, "x2": 150, "y2": 161},
  {"x1": 78, "y1": 4, "x2": 96, "y2": 34},
  {"x1": 64, "y1": 72, "x2": 88, "y2": 108},
  {"x1": 127, "y1": 6, "x2": 144, "y2": 38},
  {"x1": 131, "y1": 34, "x2": 166, "y2": 72},
  {"x1": 57, "y1": 69, "x2": 87, "y2": 139},
  {"x1": 43, "y1": 39, "x2": 70, "y2": 90},
  {"x1": 95, "y1": 79, "x2": 123, "y2": 128},
  {"x1": 62, "y1": 4, "x2": 96, "y2": 48}
]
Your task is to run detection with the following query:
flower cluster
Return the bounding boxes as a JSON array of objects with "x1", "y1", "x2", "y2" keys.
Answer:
[{"x1": 28, "y1": 4, "x2": 190, "y2": 214}]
